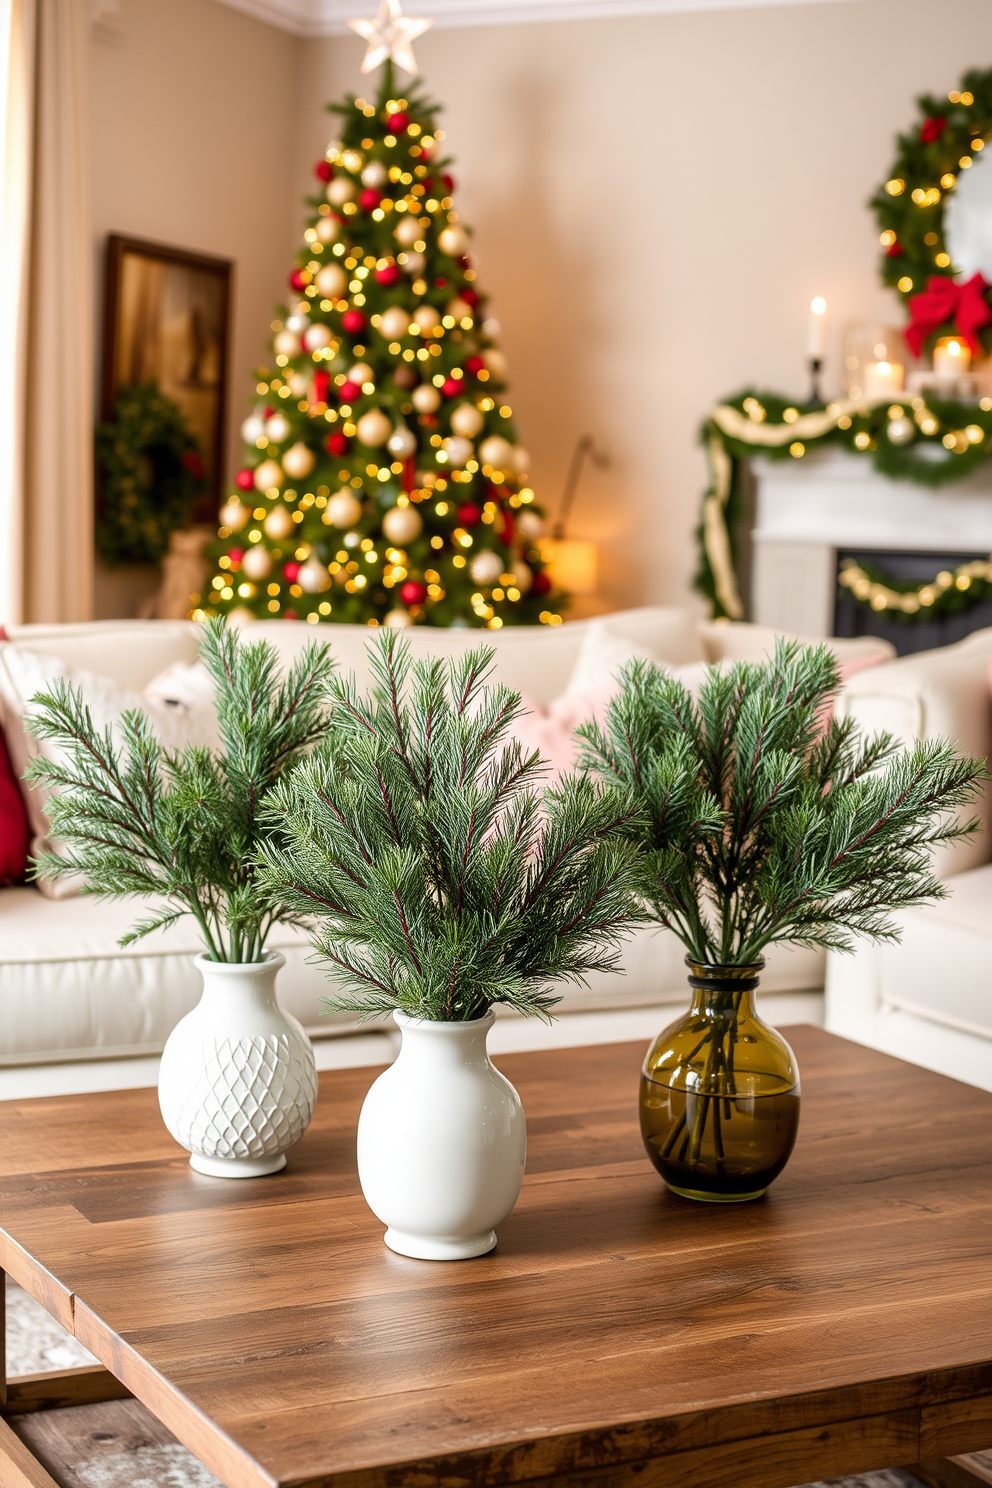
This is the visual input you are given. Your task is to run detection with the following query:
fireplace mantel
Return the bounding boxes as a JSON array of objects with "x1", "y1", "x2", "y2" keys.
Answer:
[{"x1": 750, "y1": 448, "x2": 992, "y2": 637}]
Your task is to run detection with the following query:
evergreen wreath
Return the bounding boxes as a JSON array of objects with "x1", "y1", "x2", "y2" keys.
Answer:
[
  {"x1": 871, "y1": 66, "x2": 992, "y2": 346},
  {"x1": 96, "y1": 382, "x2": 207, "y2": 566}
]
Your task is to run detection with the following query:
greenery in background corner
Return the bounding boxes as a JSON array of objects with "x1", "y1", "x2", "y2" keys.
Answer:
[
  {"x1": 25, "y1": 618, "x2": 335, "y2": 963},
  {"x1": 259, "y1": 634, "x2": 644, "y2": 1021},
  {"x1": 578, "y1": 640, "x2": 985, "y2": 966},
  {"x1": 96, "y1": 382, "x2": 207, "y2": 567}
]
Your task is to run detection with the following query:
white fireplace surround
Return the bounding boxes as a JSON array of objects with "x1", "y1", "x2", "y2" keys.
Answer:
[{"x1": 751, "y1": 448, "x2": 992, "y2": 638}]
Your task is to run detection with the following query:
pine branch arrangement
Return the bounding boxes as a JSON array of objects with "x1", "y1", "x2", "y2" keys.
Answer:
[
  {"x1": 577, "y1": 639, "x2": 985, "y2": 966},
  {"x1": 259, "y1": 634, "x2": 644, "y2": 1022},
  {"x1": 25, "y1": 617, "x2": 336, "y2": 963}
]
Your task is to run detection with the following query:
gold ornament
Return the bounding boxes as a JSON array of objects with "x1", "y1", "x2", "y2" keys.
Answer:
[
  {"x1": 469, "y1": 549, "x2": 503, "y2": 585},
  {"x1": 316, "y1": 262, "x2": 348, "y2": 298},
  {"x1": 241, "y1": 412, "x2": 265, "y2": 443},
  {"x1": 450, "y1": 402, "x2": 484, "y2": 438},
  {"x1": 385, "y1": 607, "x2": 414, "y2": 628},
  {"x1": 282, "y1": 443, "x2": 316, "y2": 480},
  {"x1": 411, "y1": 303, "x2": 441, "y2": 334},
  {"x1": 382, "y1": 504, "x2": 423, "y2": 544},
  {"x1": 304, "y1": 323, "x2": 332, "y2": 352},
  {"x1": 347, "y1": 0, "x2": 431, "y2": 77},
  {"x1": 253, "y1": 459, "x2": 284, "y2": 493},
  {"x1": 348, "y1": 362, "x2": 374, "y2": 385},
  {"x1": 325, "y1": 489, "x2": 364, "y2": 528},
  {"x1": 297, "y1": 557, "x2": 331, "y2": 593},
  {"x1": 479, "y1": 435, "x2": 514, "y2": 468},
  {"x1": 482, "y1": 349, "x2": 507, "y2": 380},
  {"x1": 379, "y1": 305, "x2": 411, "y2": 339},
  {"x1": 387, "y1": 422, "x2": 417, "y2": 458},
  {"x1": 356, "y1": 408, "x2": 392, "y2": 447},
  {"x1": 241, "y1": 545, "x2": 273, "y2": 580},
  {"x1": 438, "y1": 225, "x2": 468, "y2": 257},
  {"x1": 394, "y1": 216, "x2": 421, "y2": 248},
  {"x1": 515, "y1": 510, "x2": 544, "y2": 543},
  {"x1": 219, "y1": 498, "x2": 249, "y2": 531},
  {"x1": 327, "y1": 176, "x2": 357, "y2": 207},
  {"x1": 886, "y1": 416, "x2": 915, "y2": 446},
  {"x1": 273, "y1": 331, "x2": 301, "y2": 358},
  {"x1": 443, "y1": 436, "x2": 473, "y2": 468},
  {"x1": 512, "y1": 559, "x2": 534, "y2": 593},
  {"x1": 263, "y1": 504, "x2": 295, "y2": 540},
  {"x1": 412, "y1": 383, "x2": 440, "y2": 413},
  {"x1": 316, "y1": 216, "x2": 341, "y2": 244},
  {"x1": 361, "y1": 161, "x2": 388, "y2": 189},
  {"x1": 265, "y1": 412, "x2": 291, "y2": 443}
]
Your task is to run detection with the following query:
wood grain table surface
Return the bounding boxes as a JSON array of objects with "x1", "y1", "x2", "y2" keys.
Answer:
[{"x1": 0, "y1": 1027, "x2": 990, "y2": 1488}]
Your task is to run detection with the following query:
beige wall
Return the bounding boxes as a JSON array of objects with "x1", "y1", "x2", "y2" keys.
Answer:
[
  {"x1": 297, "y1": 0, "x2": 992, "y2": 615},
  {"x1": 88, "y1": 0, "x2": 300, "y2": 617}
]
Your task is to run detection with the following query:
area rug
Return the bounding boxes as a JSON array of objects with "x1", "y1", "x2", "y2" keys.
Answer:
[{"x1": 7, "y1": 1279, "x2": 986, "y2": 1488}]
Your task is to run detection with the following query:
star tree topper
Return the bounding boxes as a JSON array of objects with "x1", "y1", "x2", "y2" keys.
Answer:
[{"x1": 347, "y1": 0, "x2": 432, "y2": 76}]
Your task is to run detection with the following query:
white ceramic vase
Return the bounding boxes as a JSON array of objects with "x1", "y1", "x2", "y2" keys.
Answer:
[
  {"x1": 158, "y1": 951, "x2": 317, "y2": 1179},
  {"x1": 356, "y1": 1009, "x2": 526, "y2": 1260}
]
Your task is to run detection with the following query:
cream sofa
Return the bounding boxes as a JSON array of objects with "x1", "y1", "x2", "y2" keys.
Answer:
[
  {"x1": 827, "y1": 626, "x2": 992, "y2": 1092},
  {"x1": 0, "y1": 610, "x2": 890, "y2": 1093}
]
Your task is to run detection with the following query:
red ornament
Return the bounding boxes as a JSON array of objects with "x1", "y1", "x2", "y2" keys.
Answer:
[
  {"x1": 283, "y1": 561, "x2": 300, "y2": 583},
  {"x1": 465, "y1": 355, "x2": 485, "y2": 376},
  {"x1": 181, "y1": 450, "x2": 205, "y2": 479},
  {"x1": 434, "y1": 276, "x2": 447, "y2": 288},
  {"x1": 532, "y1": 571, "x2": 552, "y2": 596},
  {"x1": 388, "y1": 111, "x2": 409, "y2": 132},
  {"x1": 457, "y1": 502, "x2": 481, "y2": 527},
  {"x1": 313, "y1": 369, "x2": 331, "y2": 404},
  {"x1": 402, "y1": 455, "x2": 416, "y2": 492},
  {"x1": 919, "y1": 115, "x2": 947, "y2": 145},
  {"x1": 315, "y1": 159, "x2": 333, "y2": 182},
  {"x1": 421, "y1": 178, "x2": 433, "y2": 193},
  {"x1": 400, "y1": 580, "x2": 428, "y2": 606},
  {"x1": 461, "y1": 288, "x2": 480, "y2": 307},
  {"x1": 360, "y1": 188, "x2": 381, "y2": 212},
  {"x1": 284, "y1": 610, "x2": 297, "y2": 621},
  {"x1": 326, "y1": 431, "x2": 351, "y2": 456},
  {"x1": 442, "y1": 172, "x2": 455, "y2": 192},
  {"x1": 376, "y1": 263, "x2": 401, "y2": 286},
  {"x1": 227, "y1": 548, "x2": 244, "y2": 567},
  {"x1": 235, "y1": 468, "x2": 255, "y2": 491},
  {"x1": 441, "y1": 378, "x2": 461, "y2": 398},
  {"x1": 886, "y1": 242, "x2": 904, "y2": 258},
  {"x1": 341, "y1": 309, "x2": 366, "y2": 334},
  {"x1": 289, "y1": 269, "x2": 308, "y2": 291},
  {"x1": 338, "y1": 379, "x2": 361, "y2": 402},
  {"x1": 495, "y1": 508, "x2": 514, "y2": 545}
]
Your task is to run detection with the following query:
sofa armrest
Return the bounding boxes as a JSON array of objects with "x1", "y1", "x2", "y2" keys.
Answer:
[{"x1": 836, "y1": 626, "x2": 992, "y2": 878}]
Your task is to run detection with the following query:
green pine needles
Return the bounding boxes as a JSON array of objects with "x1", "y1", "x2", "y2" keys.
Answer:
[
  {"x1": 577, "y1": 640, "x2": 985, "y2": 966},
  {"x1": 259, "y1": 634, "x2": 643, "y2": 1022},
  {"x1": 25, "y1": 618, "x2": 336, "y2": 963}
]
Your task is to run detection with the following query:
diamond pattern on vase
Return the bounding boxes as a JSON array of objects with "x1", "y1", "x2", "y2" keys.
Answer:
[{"x1": 172, "y1": 1034, "x2": 317, "y2": 1161}]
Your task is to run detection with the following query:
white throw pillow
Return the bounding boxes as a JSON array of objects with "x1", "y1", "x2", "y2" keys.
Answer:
[
  {"x1": 0, "y1": 646, "x2": 215, "y2": 899},
  {"x1": 143, "y1": 661, "x2": 219, "y2": 750}
]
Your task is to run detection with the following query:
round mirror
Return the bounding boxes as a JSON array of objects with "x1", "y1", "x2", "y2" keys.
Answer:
[{"x1": 945, "y1": 145, "x2": 992, "y2": 280}]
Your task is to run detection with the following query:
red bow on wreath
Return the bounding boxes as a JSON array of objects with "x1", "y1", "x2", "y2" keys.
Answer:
[{"x1": 905, "y1": 272, "x2": 992, "y2": 358}]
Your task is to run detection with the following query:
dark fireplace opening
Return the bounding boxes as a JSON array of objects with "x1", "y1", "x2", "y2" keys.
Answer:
[{"x1": 833, "y1": 549, "x2": 992, "y2": 657}]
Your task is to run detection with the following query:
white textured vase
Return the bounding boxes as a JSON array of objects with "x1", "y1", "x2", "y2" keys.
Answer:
[
  {"x1": 158, "y1": 952, "x2": 317, "y2": 1179},
  {"x1": 356, "y1": 1010, "x2": 526, "y2": 1260}
]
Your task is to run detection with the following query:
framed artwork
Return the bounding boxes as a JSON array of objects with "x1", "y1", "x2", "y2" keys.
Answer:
[{"x1": 101, "y1": 234, "x2": 233, "y2": 523}]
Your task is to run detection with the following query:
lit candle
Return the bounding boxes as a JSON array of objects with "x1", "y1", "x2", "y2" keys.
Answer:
[
  {"x1": 863, "y1": 359, "x2": 905, "y2": 401},
  {"x1": 932, "y1": 336, "x2": 971, "y2": 380},
  {"x1": 808, "y1": 297, "x2": 826, "y2": 358}
]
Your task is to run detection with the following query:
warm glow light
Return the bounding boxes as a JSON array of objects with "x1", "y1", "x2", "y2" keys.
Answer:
[
  {"x1": 810, "y1": 297, "x2": 826, "y2": 316},
  {"x1": 542, "y1": 539, "x2": 598, "y2": 595},
  {"x1": 933, "y1": 336, "x2": 972, "y2": 378}
]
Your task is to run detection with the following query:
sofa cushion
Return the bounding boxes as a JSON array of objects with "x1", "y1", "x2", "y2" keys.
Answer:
[
  {"x1": 0, "y1": 644, "x2": 218, "y2": 898},
  {"x1": 0, "y1": 724, "x2": 29, "y2": 884},
  {"x1": 877, "y1": 862, "x2": 992, "y2": 1042}
]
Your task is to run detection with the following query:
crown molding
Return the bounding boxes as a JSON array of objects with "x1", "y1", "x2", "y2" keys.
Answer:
[{"x1": 216, "y1": 0, "x2": 857, "y2": 38}]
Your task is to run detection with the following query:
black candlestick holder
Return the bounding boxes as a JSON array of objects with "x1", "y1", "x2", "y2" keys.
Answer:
[{"x1": 808, "y1": 357, "x2": 823, "y2": 406}]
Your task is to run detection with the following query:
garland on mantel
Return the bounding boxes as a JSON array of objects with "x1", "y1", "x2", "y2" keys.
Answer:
[{"x1": 696, "y1": 390, "x2": 992, "y2": 622}]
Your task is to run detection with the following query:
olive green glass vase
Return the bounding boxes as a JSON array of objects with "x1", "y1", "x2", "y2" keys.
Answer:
[{"x1": 640, "y1": 959, "x2": 800, "y2": 1202}]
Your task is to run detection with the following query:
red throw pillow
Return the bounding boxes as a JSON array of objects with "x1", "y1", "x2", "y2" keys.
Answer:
[{"x1": 0, "y1": 721, "x2": 29, "y2": 885}]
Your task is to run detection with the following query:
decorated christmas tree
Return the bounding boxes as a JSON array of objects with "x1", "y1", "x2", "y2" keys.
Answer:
[{"x1": 200, "y1": 31, "x2": 560, "y2": 630}]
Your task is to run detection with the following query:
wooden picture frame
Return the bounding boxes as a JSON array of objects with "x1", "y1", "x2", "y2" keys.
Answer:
[{"x1": 101, "y1": 234, "x2": 234, "y2": 524}]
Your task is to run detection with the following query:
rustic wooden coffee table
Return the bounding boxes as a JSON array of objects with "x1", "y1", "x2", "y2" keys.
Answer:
[{"x1": 0, "y1": 1027, "x2": 990, "y2": 1488}]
